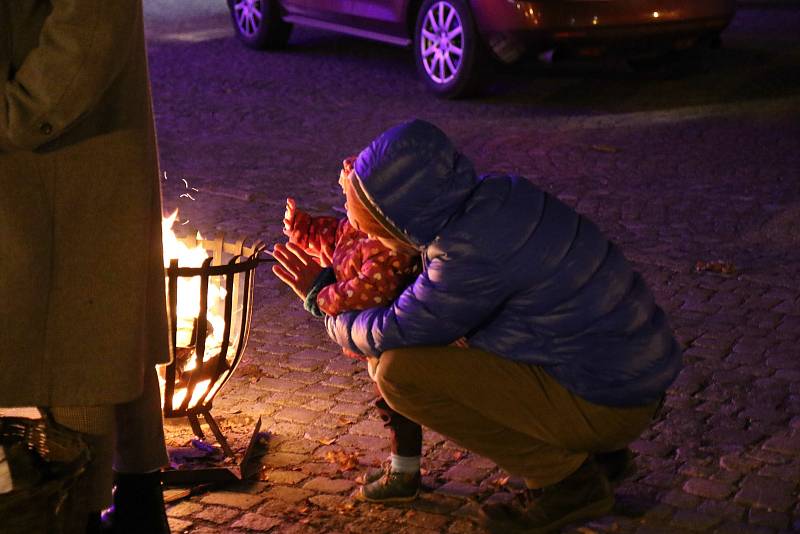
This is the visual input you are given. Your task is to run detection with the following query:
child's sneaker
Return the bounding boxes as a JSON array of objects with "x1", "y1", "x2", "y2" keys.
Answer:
[{"x1": 356, "y1": 469, "x2": 421, "y2": 502}]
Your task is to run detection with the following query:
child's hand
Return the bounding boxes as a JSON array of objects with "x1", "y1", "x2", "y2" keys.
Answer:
[{"x1": 283, "y1": 198, "x2": 297, "y2": 236}]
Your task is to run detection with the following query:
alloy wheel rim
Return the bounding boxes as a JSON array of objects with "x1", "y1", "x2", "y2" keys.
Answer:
[
  {"x1": 420, "y1": 2, "x2": 464, "y2": 85},
  {"x1": 234, "y1": 0, "x2": 263, "y2": 37}
]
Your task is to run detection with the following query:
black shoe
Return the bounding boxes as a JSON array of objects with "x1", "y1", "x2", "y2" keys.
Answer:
[
  {"x1": 480, "y1": 457, "x2": 614, "y2": 533},
  {"x1": 103, "y1": 472, "x2": 170, "y2": 534},
  {"x1": 595, "y1": 448, "x2": 636, "y2": 485}
]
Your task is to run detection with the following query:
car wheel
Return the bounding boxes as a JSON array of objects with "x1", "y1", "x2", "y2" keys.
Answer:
[
  {"x1": 413, "y1": 0, "x2": 489, "y2": 98},
  {"x1": 227, "y1": 0, "x2": 292, "y2": 50}
]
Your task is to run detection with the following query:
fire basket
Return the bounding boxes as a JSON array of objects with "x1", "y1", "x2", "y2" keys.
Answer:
[{"x1": 161, "y1": 223, "x2": 265, "y2": 462}]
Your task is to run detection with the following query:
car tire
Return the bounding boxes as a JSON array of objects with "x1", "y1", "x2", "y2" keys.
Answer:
[
  {"x1": 227, "y1": 0, "x2": 292, "y2": 50},
  {"x1": 413, "y1": 0, "x2": 490, "y2": 99}
]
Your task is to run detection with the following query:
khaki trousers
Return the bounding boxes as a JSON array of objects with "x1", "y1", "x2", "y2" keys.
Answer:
[{"x1": 374, "y1": 346, "x2": 658, "y2": 488}]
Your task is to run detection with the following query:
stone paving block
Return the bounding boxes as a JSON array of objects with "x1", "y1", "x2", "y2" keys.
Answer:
[
  {"x1": 302, "y1": 476, "x2": 357, "y2": 494},
  {"x1": 330, "y1": 402, "x2": 370, "y2": 417},
  {"x1": 713, "y1": 521, "x2": 776, "y2": 534},
  {"x1": 273, "y1": 437, "x2": 320, "y2": 454},
  {"x1": 325, "y1": 360, "x2": 360, "y2": 376},
  {"x1": 296, "y1": 383, "x2": 344, "y2": 399},
  {"x1": 251, "y1": 377, "x2": 305, "y2": 393},
  {"x1": 166, "y1": 517, "x2": 192, "y2": 533},
  {"x1": 336, "y1": 433, "x2": 388, "y2": 451},
  {"x1": 720, "y1": 452, "x2": 763, "y2": 474},
  {"x1": 200, "y1": 490, "x2": 267, "y2": 510},
  {"x1": 260, "y1": 451, "x2": 308, "y2": 468},
  {"x1": 280, "y1": 370, "x2": 324, "y2": 385},
  {"x1": 683, "y1": 477, "x2": 735, "y2": 500},
  {"x1": 308, "y1": 493, "x2": 351, "y2": 509},
  {"x1": 230, "y1": 512, "x2": 283, "y2": 532},
  {"x1": 670, "y1": 508, "x2": 724, "y2": 531},
  {"x1": 435, "y1": 481, "x2": 481, "y2": 498},
  {"x1": 336, "y1": 389, "x2": 378, "y2": 404},
  {"x1": 443, "y1": 465, "x2": 491, "y2": 485},
  {"x1": 263, "y1": 391, "x2": 307, "y2": 407},
  {"x1": 274, "y1": 406, "x2": 319, "y2": 424},
  {"x1": 630, "y1": 438, "x2": 674, "y2": 458},
  {"x1": 661, "y1": 489, "x2": 702, "y2": 509},
  {"x1": 267, "y1": 425, "x2": 311, "y2": 444},
  {"x1": 348, "y1": 419, "x2": 388, "y2": 437},
  {"x1": 196, "y1": 505, "x2": 241, "y2": 524},
  {"x1": 326, "y1": 375, "x2": 356, "y2": 388},
  {"x1": 762, "y1": 431, "x2": 800, "y2": 455},
  {"x1": 734, "y1": 474, "x2": 796, "y2": 512},
  {"x1": 748, "y1": 508, "x2": 790, "y2": 530},
  {"x1": 310, "y1": 412, "x2": 356, "y2": 429},
  {"x1": 260, "y1": 469, "x2": 309, "y2": 485},
  {"x1": 300, "y1": 461, "x2": 341, "y2": 477},
  {"x1": 262, "y1": 485, "x2": 315, "y2": 504},
  {"x1": 303, "y1": 398, "x2": 336, "y2": 412},
  {"x1": 758, "y1": 461, "x2": 800, "y2": 482},
  {"x1": 446, "y1": 517, "x2": 486, "y2": 534},
  {"x1": 166, "y1": 500, "x2": 203, "y2": 518},
  {"x1": 404, "y1": 509, "x2": 451, "y2": 530}
]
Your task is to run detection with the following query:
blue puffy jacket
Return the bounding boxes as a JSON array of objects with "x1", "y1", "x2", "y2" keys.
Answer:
[{"x1": 325, "y1": 120, "x2": 681, "y2": 407}]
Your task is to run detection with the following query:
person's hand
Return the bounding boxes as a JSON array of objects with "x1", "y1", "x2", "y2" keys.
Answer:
[
  {"x1": 318, "y1": 245, "x2": 334, "y2": 268},
  {"x1": 282, "y1": 198, "x2": 297, "y2": 237},
  {"x1": 271, "y1": 242, "x2": 324, "y2": 300}
]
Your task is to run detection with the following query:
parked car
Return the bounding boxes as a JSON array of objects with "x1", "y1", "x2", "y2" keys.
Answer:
[{"x1": 225, "y1": 0, "x2": 735, "y2": 98}]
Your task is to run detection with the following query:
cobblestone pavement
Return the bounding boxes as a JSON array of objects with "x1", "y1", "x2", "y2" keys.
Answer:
[{"x1": 143, "y1": 3, "x2": 800, "y2": 532}]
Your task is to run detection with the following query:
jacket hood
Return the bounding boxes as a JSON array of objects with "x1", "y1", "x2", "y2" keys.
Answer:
[{"x1": 353, "y1": 119, "x2": 480, "y2": 247}]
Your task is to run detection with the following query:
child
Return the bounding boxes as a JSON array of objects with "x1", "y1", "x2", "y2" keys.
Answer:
[{"x1": 282, "y1": 158, "x2": 424, "y2": 502}]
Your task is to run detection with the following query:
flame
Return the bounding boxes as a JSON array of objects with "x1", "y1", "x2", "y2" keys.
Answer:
[{"x1": 159, "y1": 210, "x2": 233, "y2": 412}]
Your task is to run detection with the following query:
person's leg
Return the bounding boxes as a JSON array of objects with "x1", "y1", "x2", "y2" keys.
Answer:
[
  {"x1": 108, "y1": 365, "x2": 170, "y2": 534},
  {"x1": 49, "y1": 406, "x2": 115, "y2": 533},
  {"x1": 374, "y1": 346, "x2": 657, "y2": 530},
  {"x1": 358, "y1": 391, "x2": 423, "y2": 502}
]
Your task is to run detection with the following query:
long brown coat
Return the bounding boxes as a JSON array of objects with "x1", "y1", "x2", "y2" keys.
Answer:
[{"x1": 0, "y1": 0, "x2": 170, "y2": 407}]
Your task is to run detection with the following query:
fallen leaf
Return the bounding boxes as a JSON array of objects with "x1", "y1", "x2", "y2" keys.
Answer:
[
  {"x1": 452, "y1": 451, "x2": 464, "y2": 461},
  {"x1": 237, "y1": 363, "x2": 263, "y2": 378},
  {"x1": 325, "y1": 449, "x2": 360, "y2": 472},
  {"x1": 318, "y1": 437, "x2": 337, "y2": 446},
  {"x1": 695, "y1": 260, "x2": 737, "y2": 275},
  {"x1": 590, "y1": 144, "x2": 620, "y2": 153}
]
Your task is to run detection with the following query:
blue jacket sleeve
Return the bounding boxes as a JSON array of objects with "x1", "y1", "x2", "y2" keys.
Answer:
[{"x1": 325, "y1": 248, "x2": 509, "y2": 357}]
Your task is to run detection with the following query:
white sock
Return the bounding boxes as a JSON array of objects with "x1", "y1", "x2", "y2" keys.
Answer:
[{"x1": 390, "y1": 454, "x2": 421, "y2": 474}]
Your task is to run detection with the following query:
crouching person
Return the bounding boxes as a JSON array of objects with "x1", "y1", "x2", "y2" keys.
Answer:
[{"x1": 273, "y1": 119, "x2": 681, "y2": 533}]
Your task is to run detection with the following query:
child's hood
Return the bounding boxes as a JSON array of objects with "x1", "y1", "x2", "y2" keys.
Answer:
[{"x1": 353, "y1": 119, "x2": 481, "y2": 248}]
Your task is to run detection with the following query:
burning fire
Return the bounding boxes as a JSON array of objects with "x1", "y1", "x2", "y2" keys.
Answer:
[{"x1": 160, "y1": 210, "x2": 232, "y2": 411}]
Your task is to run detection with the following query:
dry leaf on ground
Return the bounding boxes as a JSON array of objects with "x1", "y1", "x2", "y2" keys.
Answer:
[{"x1": 695, "y1": 260, "x2": 737, "y2": 275}]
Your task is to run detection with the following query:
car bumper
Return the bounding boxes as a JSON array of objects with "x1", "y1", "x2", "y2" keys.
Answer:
[{"x1": 473, "y1": 0, "x2": 735, "y2": 57}]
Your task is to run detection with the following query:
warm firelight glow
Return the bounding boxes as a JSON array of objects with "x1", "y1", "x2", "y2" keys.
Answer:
[{"x1": 160, "y1": 210, "x2": 232, "y2": 411}]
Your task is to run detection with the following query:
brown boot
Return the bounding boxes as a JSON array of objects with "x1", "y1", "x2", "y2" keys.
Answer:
[{"x1": 480, "y1": 457, "x2": 614, "y2": 533}]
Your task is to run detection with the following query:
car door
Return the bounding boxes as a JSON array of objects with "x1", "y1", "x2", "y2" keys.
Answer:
[{"x1": 308, "y1": 0, "x2": 409, "y2": 39}]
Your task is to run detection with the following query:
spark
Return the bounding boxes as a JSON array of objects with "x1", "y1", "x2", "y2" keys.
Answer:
[
  {"x1": 182, "y1": 178, "x2": 189, "y2": 188},
  {"x1": 181, "y1": 219, "x2": 191, "y2": 225},
  {"x1": 179, "y1": 193, "x2": 196, "y2": 201},
  {"x1": 163, "y1": 171, "x2": 168, "y2": 180}
]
